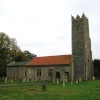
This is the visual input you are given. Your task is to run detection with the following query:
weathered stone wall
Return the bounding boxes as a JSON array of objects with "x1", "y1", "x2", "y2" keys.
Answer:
[
  {"x1": 72, "y1": 14, "x2": 93, "y2": 80},
  {"x1": 17, "y1": 67, "x2": 28, "y2": 79},
  {"x1": 28, "y1": 65, "x2": 71, "y2": 81},
  {"x1": 7, "y1": 66, "x2": 28, "y2": 79},
  {"x1": 7, "y1": 67, "x2": 18, "y2": 79},
  {"x1": 7, "y1": 65, "x2": 71, "y2": 81}
]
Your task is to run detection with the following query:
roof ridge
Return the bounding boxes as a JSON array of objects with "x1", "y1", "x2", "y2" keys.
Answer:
[{"x1": 36, "y1": 54, "x2": 71, "y2": 58}]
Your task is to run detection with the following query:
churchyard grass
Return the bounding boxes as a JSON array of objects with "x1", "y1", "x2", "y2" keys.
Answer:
[{"x1": 0, "y1": 80, "x2": 100, "y2": 100}]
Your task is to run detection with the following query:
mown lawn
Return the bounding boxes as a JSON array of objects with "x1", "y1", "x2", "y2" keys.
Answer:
[{"x1": 0, "y1": 80, "x2": 100, "y2": 100}]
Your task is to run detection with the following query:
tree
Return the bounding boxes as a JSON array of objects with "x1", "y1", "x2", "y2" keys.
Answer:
[
  {"x1": 8, "y1": 38, "x2": 22, "y2": 61},
  {"x1": 93, "y1": 59, "x2": 100, "y2": 79},
  {"x1": 24, "y1": 50, "x2": 36, "y2": 60},
  {"x1": 0, "y1": 32, "x2": 37, "y2": 76},
  {"x1": 14, "y1": 51, "x2": 29, "y2": 62},
  {"x1": 0, "y1": 32, "x2": 21, "y2": 76},
  {"x1": 14, "y1": 50, "x2": 36, "y2": 62},
  {"x1": 0, "y1": 32, "x2": 11, "y2": 76}
]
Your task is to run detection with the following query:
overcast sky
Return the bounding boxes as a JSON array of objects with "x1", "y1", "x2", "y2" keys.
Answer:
[{"x1": 0, "y1": 0, "x2": 100, "y2": 59}]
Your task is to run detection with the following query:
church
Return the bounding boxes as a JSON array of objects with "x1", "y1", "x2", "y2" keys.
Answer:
[{"x1": 7, "y1": 14, "x2": 93, "y2": 82}]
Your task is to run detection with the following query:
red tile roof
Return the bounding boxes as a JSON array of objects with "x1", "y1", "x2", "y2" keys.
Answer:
[{"x1": 28, "y1": 55, "x2": 71, "y2": 66}]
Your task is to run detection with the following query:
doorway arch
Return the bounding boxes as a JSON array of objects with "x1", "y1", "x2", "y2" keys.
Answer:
[{"x1": 56, "y1": 72, "x2": 60, "y2": 80}]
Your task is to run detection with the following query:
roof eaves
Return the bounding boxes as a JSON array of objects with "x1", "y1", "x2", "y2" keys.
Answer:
[{"x1": 28, "y1": 64, "x2": 71, "y2": 67}]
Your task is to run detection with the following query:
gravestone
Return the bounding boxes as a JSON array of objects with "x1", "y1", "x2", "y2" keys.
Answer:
[
  {"x1": 4, "y1": 77, "x2": 7, "y2": 83},
  {"x1": 63, "y1": 79, "x2": 65, "y2": 87},
  {"x1": 86, "y1": 77, "x2": 88, "y2": 81},
  {"x1": 92, "y1": 76, "x2": 95, "y2": 80},
  {"x1": 27, "y1": 78, "x2": 29, "y2": 82},
  {"x1": 11, "y1": 79, "x2": 13, "y2": 83},
  {"x1": 76, "y1": 79, "x2": 78, "y2": 84},
  {"x1": 79, "y1": 77, "x2": 81, "y2": 82},
  {"x1": 71, "y1": 80, "x2": 73, "y2": 85},
  {"x1": 66, "y1": 78, "x2": 68, "y2": 83},
  {"x1": 45, "y1": 77, "x2": 47, "y2": 81},
  {"x1": 23, "y1": 78, "x2": 26, "y2": 82},
  {"x1": 57, "y1": 78, "x2": 59, "y2": 84}
]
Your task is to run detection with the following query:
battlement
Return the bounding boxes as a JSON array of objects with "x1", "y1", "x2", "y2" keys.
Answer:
[{"x1": 72, "y1": 13, "x2": 88, "y2": 22}]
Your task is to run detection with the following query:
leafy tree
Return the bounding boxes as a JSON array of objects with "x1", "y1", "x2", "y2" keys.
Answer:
[
  {"x1": 8, "y1": 38, "x2": 22, "y2": 61},
  {"x1": 93, "y1": 59, "x2": 100, "y2": 79},
  {"x1": 24, "y1": 50, "x2": 36, "y2": 60},
  {"x1": 0, "y1": 32, "x2": 21, "y2": 76},
  {"x1": 0, "y1": 32, "x2": 37, "y2": 76},
  {"x1": 14, "y1": 51, "x2": 29, "y2": 62},
  {"x1": 0, "y1": 32, "x2": 11, "y2": 76},
  {"x1": 14, "y1": 50, "x2": 36, "y2": 62}
]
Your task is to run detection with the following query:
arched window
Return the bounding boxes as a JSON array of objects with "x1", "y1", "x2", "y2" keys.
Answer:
[
  {"x1": 37, "y1": 69, "x2": 41, "y2": 76},
  {"x1": 48, "y1": 69, "x2": 53, "y2": 76}
]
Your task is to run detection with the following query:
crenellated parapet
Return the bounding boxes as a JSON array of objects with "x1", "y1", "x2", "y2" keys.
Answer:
[{"x1": 72, "y1": 13, "x2": 88, "y2": 22}]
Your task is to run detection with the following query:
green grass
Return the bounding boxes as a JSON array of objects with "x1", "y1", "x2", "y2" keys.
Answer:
[{"x1": 0, "y1": 80, "x2": 100, "y2": 100}]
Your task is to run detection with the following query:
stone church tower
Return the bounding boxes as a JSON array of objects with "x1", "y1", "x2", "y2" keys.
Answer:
[{"x1": 72, "y1": 14, "x2": 93, "y2": 80}]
